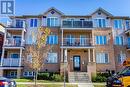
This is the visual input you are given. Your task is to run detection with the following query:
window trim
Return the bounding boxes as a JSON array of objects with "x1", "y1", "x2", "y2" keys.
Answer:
[
  {"x1": 95, "y1": 36, "x2": 107, "y2": 45},
  {"x1": 46, "y1": 52, "x2": 58, "y2": 63},
  {"x1": 30, "y1": 18, "x2": 38, "y2": 27},
  {"x1": 94, "y1": 18, "x2": 106, "y2": 28},
  {"x1": 96, "y1": 52, "x2": 109, "y2": 64},
  {"x1": 114, "y1": 19, "x2": 123, "y2": 29},
  {"x1": 46, "y1": 17, "x2": 59, "y2": 27}
]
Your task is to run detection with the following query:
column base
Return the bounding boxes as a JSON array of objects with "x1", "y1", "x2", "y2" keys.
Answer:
[{"x1": 87, "y1": 62, "x2": 96, "y2": 81}]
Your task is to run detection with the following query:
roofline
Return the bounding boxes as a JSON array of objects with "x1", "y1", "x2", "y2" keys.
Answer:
[{"x1": 0, "y1": 23, "x2": 5, "y2": 27}]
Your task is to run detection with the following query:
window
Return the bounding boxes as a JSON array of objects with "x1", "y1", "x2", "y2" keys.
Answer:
[
  {"x1": 66, "y1": 34, "x2": 75, "y2": 45},
  {"x1": 115, "y1": 36, "x2": 123, "y2": 45},
  {"x1": 80, "y1": 35, "x2": 86, "y2": 46},
  {"x1": 128, "y1": 37, "x2": 130, "y2": 48},
  {"x1": 126, "y1": 20, "x2": 130, "y2": 29},
  {"x1": 94, "y1": 19, "x2": 106, "y2": 28},
  {"x1": 114, "y1": 19, "x2": 123, "y2": 29},
  {"x1": 16, "y1": 20, "x2": 23, "y2": 28},
  {"x1": 23, "y1": 71, "x2": 34, "y2": 77},
  {"x1": 96, "y1": 53, "x2": 109, "y2": 63},
  {"x1": 10, "y1": 53, "x2": 19, "y2": 58},
  {"x1": 95, "y1": 36, "x2": 107, "y2": 45},
  {"x1": 27, "y1": 54, "x2": 32, "y2": 63},
  {"x1": 30, "y1": 19, "x2": 38, "y2": 27},
  {"x1": 47, "y1": 17, "x2": 59, "y2": 27},
  {"x1": 10, "y1": 71, "x2": 17, "y2": 77},
  {"x1": 47, "y1": 35, "x2": 58, "y2": 44},
  {"x1": 117, "y1": 53, "x2": 126, "y2": 64},
  {"x1": 46, "y1": 53, "x2": 58, "y2": 63}
]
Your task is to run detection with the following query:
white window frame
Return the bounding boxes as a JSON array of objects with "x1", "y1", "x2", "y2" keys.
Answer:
[
  {"x1": 30, "y1": 18, "x2": 38, "y2": 27},
  {"x1": 114, "y1": 19, "x2": 123, "y2": 29},
  {"x1": 10, "y1": 71, "x2": 17, "y2": 77},
  {"x1": 27, "y1": 54, "x2": 32, "y2": 63},
  {"x1": 47, "y1": 17, "x2": 59, "y2": 27},
  {"x1": 118, "y1": 52, "x2": 126, "y2": 64},
  {"x1": 46, "y1": 53, "x2": 58, "y2": 63},
  {"x1": 115, "y1": 36, "x2": 123, "y2": 45},
  {"x1": 96, "y1": 52, "x2": 109, "y2": 64},
  {"x1": 95, "y1": 36, "x2": 107, "y2": 45},
  {"x1": 23, "y1": 71, "x2": 34, "y2": 77},
  {"x1": 94, "y1": 18, "x2": 106, "y2": 28},
  {"x1": 48, "y1": 35, "x2": 58, "y2": 44}
]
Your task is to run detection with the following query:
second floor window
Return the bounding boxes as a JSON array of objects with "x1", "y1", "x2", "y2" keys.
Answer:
[
  {"x1": 96, "y1": 53, "x2": 109, "y2": 63},
  {"x1": 47, "y1": 35, "x2": 58, "y2": 45},
  {"x1": 115, "y1": 36, "x2": 123, "y2": 45},
  {"x1": 16, "y1": 20, "x2": 23, "y2": 28},
  {"x1": 30, "y1": 19, "x2": 38, "y2": 27},
  {"x1": 114, "y1": 19, "x2": 123, "y2": 29},
  {"x1": 94, "y1": 19, "x2": 106, "y2": 28},
  {"x1": 47, "y1": 17, "x2": 59, "y2": 27},
  {"x1": 95, "y1": 36, "x2": 107, "y2": 45}
]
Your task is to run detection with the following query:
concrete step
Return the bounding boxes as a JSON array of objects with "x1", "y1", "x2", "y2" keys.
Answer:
[{"x1": 68, "y1": 72, "x2": 90, "y2": 83}]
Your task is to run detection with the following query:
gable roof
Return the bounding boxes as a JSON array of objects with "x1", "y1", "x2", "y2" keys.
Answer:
[
  {"x1": 91, "y1": 7, "x2": 113, "y2": 16},
  {"x1": 43, "y1": 7, "x2": 64, "y2": 15}
]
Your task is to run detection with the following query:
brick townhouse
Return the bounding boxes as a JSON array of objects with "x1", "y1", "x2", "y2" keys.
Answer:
[
  {"x1": 0, "y1": 7, "x2": 130, "y2": 82},
  {"x1": 0, "y1": 23, "x2": 5, "y2": 59}
]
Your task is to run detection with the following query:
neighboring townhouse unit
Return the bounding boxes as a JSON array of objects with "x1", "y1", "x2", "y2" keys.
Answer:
[
  {"x1": 0, "y1": 7, "x2": 130, "y2": 81},
  {"x1": 0, "y1": 23, "x2": 5, "y2": 59}
]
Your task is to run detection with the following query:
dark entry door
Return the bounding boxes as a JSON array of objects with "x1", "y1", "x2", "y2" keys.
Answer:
[{"x1": 73, "y1": 56, "x2": 80, "y2": 71}]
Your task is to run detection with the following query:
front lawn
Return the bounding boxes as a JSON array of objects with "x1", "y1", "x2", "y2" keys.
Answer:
[
  {"x1": 17, "y1": 84, "x2": 78, "y2": 87},
  {"x1": 13, "y1": 79, "x2": 62, "y2": 83}
]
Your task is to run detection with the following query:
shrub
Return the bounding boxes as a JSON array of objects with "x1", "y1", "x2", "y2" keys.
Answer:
[
  {"x1": 51, "y1": 74, "x2": 64, "y2": 82},
  {"x1": 37, "y1": 73, "x2": 50, "y2": 80},
  {"x1": 92, "y1": 72, "x2": 111, "y2": 82}
]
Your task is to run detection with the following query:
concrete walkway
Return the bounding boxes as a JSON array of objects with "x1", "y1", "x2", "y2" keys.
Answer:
[{"x1": 78, "y1": 83, "x2": 94, "y2": 87}]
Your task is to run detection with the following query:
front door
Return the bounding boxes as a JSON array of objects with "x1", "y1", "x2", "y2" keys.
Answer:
[{"x1": 73, "y1": 56, "x2": 80, "y2": 71}]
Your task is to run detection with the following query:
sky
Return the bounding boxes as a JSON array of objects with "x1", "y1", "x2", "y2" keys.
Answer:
[{"x1": 0, "y1": 0, "x2": 130, "y2": 24}]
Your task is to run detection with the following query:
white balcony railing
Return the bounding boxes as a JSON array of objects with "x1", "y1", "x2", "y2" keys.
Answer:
[
  {"x1": 2, "y1": 58, "x2": 20, "y2": 67},
  {"x1": 4, "y1": 38, "x2": 25, "y2": 47},
  {"x1": 62, "y1": 38, "x2": 92, "y2": 46}
]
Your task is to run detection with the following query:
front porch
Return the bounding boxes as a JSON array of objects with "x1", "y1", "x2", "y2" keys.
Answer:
[{"x1": 60, "y1": 48, "x2": 96, "y2": 81}]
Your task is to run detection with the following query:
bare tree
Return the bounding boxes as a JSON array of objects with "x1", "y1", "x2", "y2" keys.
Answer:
[{"x1": 25, "y1": 26, "x2": 50, "y2": 86}]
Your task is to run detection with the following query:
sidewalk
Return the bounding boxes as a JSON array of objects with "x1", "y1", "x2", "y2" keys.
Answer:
[{"x1": 78, "y1": 83, "x2": 94, "y2": 87}]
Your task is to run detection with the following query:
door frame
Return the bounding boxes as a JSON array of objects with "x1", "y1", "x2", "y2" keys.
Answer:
[{"x1": 73, "y1": 56, "x2": 81, "y2": 71}]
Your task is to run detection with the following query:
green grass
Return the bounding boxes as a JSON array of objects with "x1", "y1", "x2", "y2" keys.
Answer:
[
  {"x1": 17, "y1": 84, "x2": 78, "y2": 87},
  {"x1": 13, "y1": 79, "x2": 63, "y2": 83}
]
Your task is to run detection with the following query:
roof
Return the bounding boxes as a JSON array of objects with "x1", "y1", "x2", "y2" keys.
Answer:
[
  {"x1": 43, "y1": 7, "x2": 64, "y2": 15},
  {"x1": 9, "y1": 7, "x2": 130, "y2": 19},
  {"x1": 91, "y1": 7, "x2": 113, "y2": 16}
]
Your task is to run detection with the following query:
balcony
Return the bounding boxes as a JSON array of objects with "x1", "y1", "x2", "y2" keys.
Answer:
[
  {"x1": 2, "y1": 58, "x2": 20, "y2": 67},
  {"x1": 6, "y1": 22, "x2": 26, "y2": 31},
  {"x1": 61, "y1": 38, "x2": 93, "y2": 48},
  {"x1": 4, "y1": 38, "x2": 25, "y2": 48},
  {"x1": 62, "y1": 21, "x2": 93, "y2": 29}
]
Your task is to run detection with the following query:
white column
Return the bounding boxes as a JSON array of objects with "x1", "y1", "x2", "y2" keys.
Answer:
[
  {"x1": 88, "y1": 49, "x2": 91, "y2": 62},
  {"x1": 64, "y1": 48, "x2": 67, "y2": 63},
  {"x1": 21, "y1": 30, "x2": 24, "y2": 46},
  {"x1": 61, "y1": 29, "x2": 63, "y2": 46},
  {"x1": 93, "y1": 49, "x2": 96, "y2": 62},
  {"x1": 61, "y1": 48, "x2": 63, "y2": 62},
  {"x1": 1, "y1": 48, "x2": 5, "y2": 66},
  {"x1": 19, "y1": 48, "x2": 22, "y2": 67}
]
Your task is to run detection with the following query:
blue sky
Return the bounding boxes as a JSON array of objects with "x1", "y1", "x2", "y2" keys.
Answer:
[{"x1": 0, "y1": 0, "x2": 130, "y2": 24}]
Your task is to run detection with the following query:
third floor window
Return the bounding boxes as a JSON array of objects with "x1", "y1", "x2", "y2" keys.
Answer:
[
  {"x1": 16, "y1": 20, "x2": 23, "y2": 28},
  {"x1": 47, "y1": 17, "x2": 59, "y2": 27},
  {"x1": 30, "y1": 19, "x2": 38, "y2": 27},
  {"x1": 114, "y1": 19, "x2": 123, "y2": 29},
  {"x1": 94, "y1": 19, "x2": 106, "y2": 28},
  {"x1": 47, "y1": 35, "x2": 58, "y2": 45}
]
